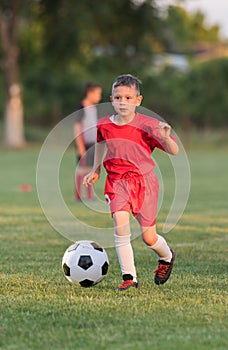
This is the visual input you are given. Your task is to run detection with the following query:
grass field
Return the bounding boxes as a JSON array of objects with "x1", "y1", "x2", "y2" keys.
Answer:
[{"x1": 0, "y1": 138, "x2": 228, "y2": 350}]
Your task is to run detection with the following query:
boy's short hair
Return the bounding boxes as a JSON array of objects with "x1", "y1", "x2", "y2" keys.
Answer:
[
  {"x1": 83, "y1": 82, "x2": 101, "y2": 97},
  {"x1": 112, "y1": 74, "x2": 142, "y2": 95}
]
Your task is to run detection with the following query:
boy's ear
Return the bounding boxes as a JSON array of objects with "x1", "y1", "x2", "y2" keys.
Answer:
[
  {"x1": 136, "y1": 95, "x2": 143, "y2": 106},
  {"x1": 110, "y1": 96, "x2": 115, "y2": 106}
]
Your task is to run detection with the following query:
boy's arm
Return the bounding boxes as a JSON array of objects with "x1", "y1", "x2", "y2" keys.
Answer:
[
  {"x1": 159, "y1": 122, "x2": 179, "y2": 155},
  {"x1": 74, "y1": 122, "x2": 85, "y2": 156},
  {"x1": 83, "y1": 142, "x2": 106, "y2": 186}
]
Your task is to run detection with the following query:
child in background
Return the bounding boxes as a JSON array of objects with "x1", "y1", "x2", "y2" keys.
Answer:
[
  {"x1": 83, "y1": 74, "x2": 178, "y2": 290},
  {"x1": 74, "y1": 82, "x2": 102, "y2": 201}
]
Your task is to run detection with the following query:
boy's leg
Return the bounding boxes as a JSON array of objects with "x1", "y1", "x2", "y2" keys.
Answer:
[
  {"x1": 76, "y1": 164, "x2": 94, "y2": 200},
  {"x1": 87, "y1": 183, "x2": 95, "y2": 200},
  {"x1": 113, "y1": 211, "x2": 138, "y2": 290},
  {"x1": 85, "y1": 148, "x2": 95, "y2": 200},
  {"x1": 141, "y1": 225, "x2": 175, "y2": 285},
  {"x1": 75, "y1": 173, "x2": 83, "y2": 200},
  {"x1": 142, "y1": 225, "x2": 172, "y2": 262}
]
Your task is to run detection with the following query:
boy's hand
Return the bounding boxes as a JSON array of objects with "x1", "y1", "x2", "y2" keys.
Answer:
[
  {"x1": 158, "y1": 122, "x2": 171, "y2": 140},
  {"x1": 83, "y1": 172, "x2": 99, "y2": 187}
]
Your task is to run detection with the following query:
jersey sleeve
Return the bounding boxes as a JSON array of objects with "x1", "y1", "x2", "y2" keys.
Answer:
[
  {"x1": 146, "y1": 118, "x2": 177, "y2": 152},
  {"x1": 153, "y1": 130, "x2": 177, "y2": 152},
  {"x1": 97, "y1": 121, "x2": 105, "y2": 143}
]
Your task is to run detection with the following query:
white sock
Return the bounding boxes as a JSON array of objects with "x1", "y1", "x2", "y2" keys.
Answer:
[
  {"x1": 114, "y1": 234, "x2": 137, "y2": 281},
  {"x1": 149, "y1": 234, "x2": 172, "y2": 262}
]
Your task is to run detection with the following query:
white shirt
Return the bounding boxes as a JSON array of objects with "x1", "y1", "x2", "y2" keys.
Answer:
[{"x1": 82, "y1": 105, "x2": 97, "y2": 144}]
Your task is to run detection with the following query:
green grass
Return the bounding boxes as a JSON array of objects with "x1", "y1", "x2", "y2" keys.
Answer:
[{"x1": 0, "y1": 143, "x2": 228, "y2": 350}]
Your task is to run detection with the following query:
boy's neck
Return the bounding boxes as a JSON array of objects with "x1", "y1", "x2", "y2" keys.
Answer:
[{"x1": 114, "y1": 113, "x2": 136, "y2": 125}]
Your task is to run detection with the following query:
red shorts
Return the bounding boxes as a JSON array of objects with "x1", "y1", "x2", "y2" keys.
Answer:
[{"x1": 104, "y1": 172, "x2": 159, "y2": 227}]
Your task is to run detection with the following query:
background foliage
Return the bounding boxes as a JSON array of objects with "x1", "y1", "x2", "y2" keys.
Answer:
[{"x1": 0, "y1": 0, "x2": 227, "y2": 131}]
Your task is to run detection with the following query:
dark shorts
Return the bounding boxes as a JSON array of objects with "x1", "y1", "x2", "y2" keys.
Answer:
[
  {"x1": 104, "y1": 172, "x2": 159, "y2": 227},
  {"x1": 77, "y1": 144, "x2": 95, "y2": 167}
]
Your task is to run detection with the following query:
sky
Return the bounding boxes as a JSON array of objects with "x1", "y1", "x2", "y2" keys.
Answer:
[{"x1": 156, "y1": 0, "x2": 228, "y2": 39}]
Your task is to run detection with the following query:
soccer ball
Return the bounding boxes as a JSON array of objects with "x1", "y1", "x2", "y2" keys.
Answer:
[{"x1": 62, "y1": 240, "x2": 109, "y2": 287}]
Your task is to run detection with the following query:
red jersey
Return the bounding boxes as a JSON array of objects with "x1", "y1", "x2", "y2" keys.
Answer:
[
  {"x1": 97, "y1": 113, "x2": 175, "y2": 179},
  {"x1": 97, "y1": 113, "x2": 177, "y2": 225}
]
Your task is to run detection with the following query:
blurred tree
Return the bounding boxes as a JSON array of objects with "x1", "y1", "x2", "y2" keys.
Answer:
[
  {"x1": 38, "y1": 0, "x2": 162, "y2": 70},
  {"x1": 161, "y1": 5, "x2": 220, "y2": 53},
  {"x1": 0, "y1": 0, "x2": 227, "y2": 138},
  {"x1": 185, "y1": 58, "x2": 228, "y2": 128},
  {"x1": 142, "y1": 57, "x2": 228, "y2": 132},
  {"x1": 20, "y1": 0, "x2": 164, "y2": 123},
  {"x1": 0, "y1": 0, "x2": 25, "y2": 147}
]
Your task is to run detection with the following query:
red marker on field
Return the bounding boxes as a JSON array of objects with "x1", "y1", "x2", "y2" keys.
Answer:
[{"x1": 20, "y1": 184, "x2": 32, "y2": 192}]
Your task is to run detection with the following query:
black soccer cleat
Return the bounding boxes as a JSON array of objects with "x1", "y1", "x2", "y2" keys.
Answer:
[{"x1": 154, "y1": 249, "x2": 175, "y2": 285}]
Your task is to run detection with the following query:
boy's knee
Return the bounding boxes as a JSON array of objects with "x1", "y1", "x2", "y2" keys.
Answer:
[{"x1": 142, "y1": 228, "x2": 158, "y2": 247}]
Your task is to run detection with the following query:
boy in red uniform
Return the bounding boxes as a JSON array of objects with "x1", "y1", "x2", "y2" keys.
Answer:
[{"x1": 83, "y1": 74, "x2": 179, "y2": 290}]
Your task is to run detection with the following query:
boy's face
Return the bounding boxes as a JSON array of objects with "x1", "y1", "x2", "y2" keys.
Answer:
[{"x1": 110, "y1": 85, "x2": 142, "y2": 117}]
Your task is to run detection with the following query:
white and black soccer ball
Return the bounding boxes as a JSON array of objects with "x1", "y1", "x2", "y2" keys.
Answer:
[{"x1": 62, "y1": 240, "x2": 109, "y2": 287}]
